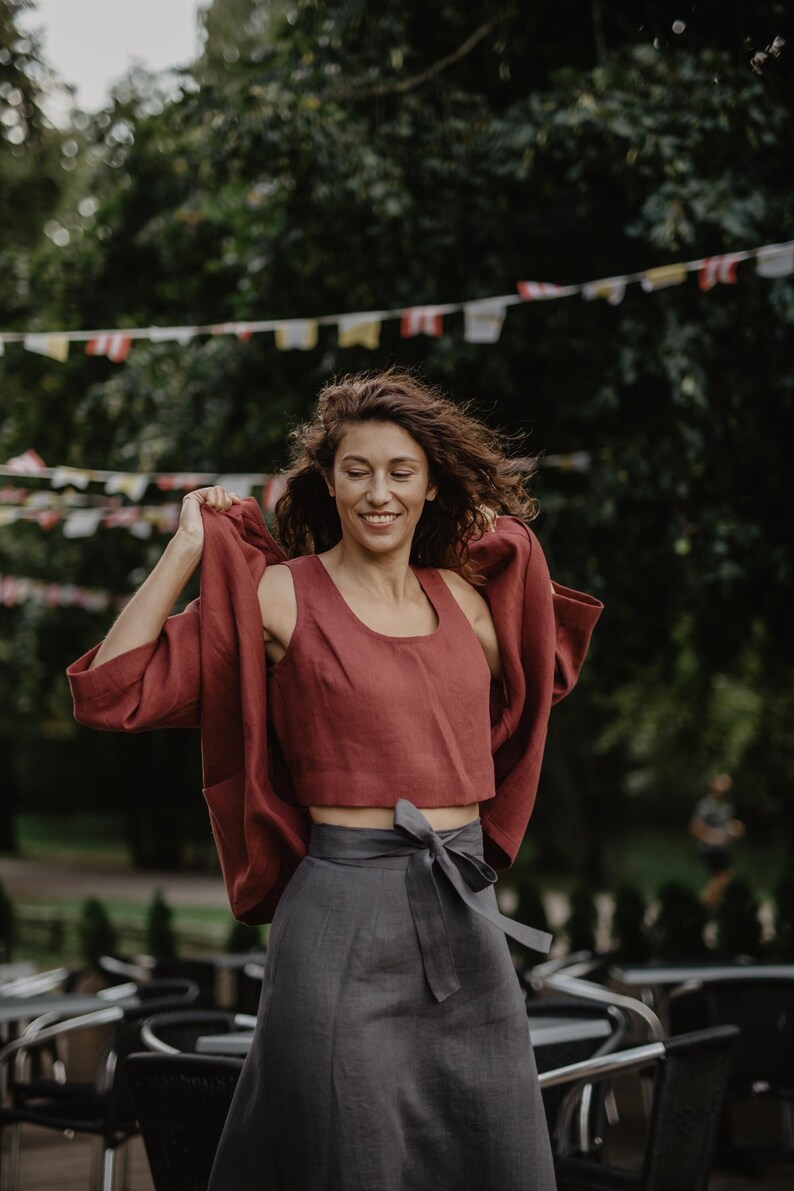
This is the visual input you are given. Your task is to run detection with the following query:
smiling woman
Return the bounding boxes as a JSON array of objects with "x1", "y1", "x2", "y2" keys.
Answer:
[
  {"x1": 200, "y1": 368, "x2": 599, "y2": 1190},
  {"x1": 67, "y1": 366, "x2": 602, "y2": 1191}
]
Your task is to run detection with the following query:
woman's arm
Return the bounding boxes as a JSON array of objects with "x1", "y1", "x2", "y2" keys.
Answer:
[{"x1": 88, "y1": 486, "x2": 238, "y2": 670}]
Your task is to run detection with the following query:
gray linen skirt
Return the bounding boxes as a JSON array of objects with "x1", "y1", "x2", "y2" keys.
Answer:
[{"x1": 208, "y1": 799, "x2": 557, "y2": 1191}]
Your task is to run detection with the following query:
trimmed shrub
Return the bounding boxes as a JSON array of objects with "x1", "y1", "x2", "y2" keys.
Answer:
[
  {"x1": 146, "y1": 889, "x2": 178, "y2": 960},
  {"x1": 0, "y1": 877, "x2": 15, "y2": 961},
  {"x1": 772, "y1": 871, "x2": 794, "y2": 959},
  {"x1": 565, "y1": 884, "x2": 598, "y2": 954},
  {"x1": 226, "y1": 919, "x2": 263, "y2": 953},
  {"x1": 78, "y1": 898, "x2": 117, "y2": 972},
  {"x1": 714, "y1": 876, "x2": 762, "y2": 958},
  {"x1": 611, "y1": 881, "x2": 651, "y2": 961},
  {"x1": 652, "y1": 881, "x2": 707, "y2": 959}
]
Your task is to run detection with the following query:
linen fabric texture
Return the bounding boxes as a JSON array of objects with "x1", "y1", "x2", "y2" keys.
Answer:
[
  {"x1": 66, "y1": 498, "x2": 603, "y2": 926},
  {"x1": 207, "y1": 806, "x2": 558, "y2": 1191},
  {"x1": 267, "y1": 553, "x2": 496, "y2": 808}
]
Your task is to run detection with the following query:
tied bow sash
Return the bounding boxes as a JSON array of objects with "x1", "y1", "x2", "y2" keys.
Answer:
[{"x1": 391, "y1": 799, "x2": 552, "y2": 1001}]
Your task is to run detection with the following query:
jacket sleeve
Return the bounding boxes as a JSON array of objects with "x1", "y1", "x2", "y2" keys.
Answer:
[
  {"x1": 65, "y1": 598, "x2": 201, "y2": 732},
  {"x1": 551, "y1": 581, "x2": 604, "y2": 703}
]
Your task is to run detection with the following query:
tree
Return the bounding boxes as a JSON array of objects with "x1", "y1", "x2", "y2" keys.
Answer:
[
  {"x1": 1, "y1": 0, "x2": 792, "y2": 874},
  {"x1": 0, "y1": 0, "x2": 67, "y2": 854}
]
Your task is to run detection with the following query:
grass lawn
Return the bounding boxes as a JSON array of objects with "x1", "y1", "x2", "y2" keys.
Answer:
[
  {"x1": 14, "y1": 813, "x2": 216, "y2": 870},
  {"x1": 614, "y1": 828, "x2": 785, "y2": 901}
]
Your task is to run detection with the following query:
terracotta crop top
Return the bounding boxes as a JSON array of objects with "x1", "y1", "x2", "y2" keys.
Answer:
[{"x1": 266, "y1": 554, "x2": 497, "y2": 808}]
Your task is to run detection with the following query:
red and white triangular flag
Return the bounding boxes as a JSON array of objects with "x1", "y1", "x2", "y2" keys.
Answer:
[
  {"x1": 698, "y1": 254, "x2": 742, "y2": 292},
  {"x1": 517, "y1": 281, "x2": 565, "y2": 301},
  {"x1": 86, "y1": 334, "x2": 133, "y2": 363},
  {"x1": 400, "y1": 307, "x2": 443, "y2": 337}
]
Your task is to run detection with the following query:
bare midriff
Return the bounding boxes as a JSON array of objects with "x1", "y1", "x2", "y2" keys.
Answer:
[{"x1": 307, "y1": 803, "x2": 481, "y2": 829}]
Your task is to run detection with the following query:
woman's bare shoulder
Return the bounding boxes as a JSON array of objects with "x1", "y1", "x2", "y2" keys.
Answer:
[{"x1": 436, "y1": 568, "x2": 489, "y2": 622}]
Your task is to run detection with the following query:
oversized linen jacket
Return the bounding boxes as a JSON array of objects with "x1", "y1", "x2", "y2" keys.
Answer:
[{"x1": 66, "y1": 498, "x2": 603, "y2": 925}]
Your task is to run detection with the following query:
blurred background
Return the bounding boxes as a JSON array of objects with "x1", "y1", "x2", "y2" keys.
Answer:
[{"x1": 1, "y1": 0, "x2": 792, "y2": 966}]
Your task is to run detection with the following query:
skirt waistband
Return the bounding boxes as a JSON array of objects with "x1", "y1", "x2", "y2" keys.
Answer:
[{"x1": 308, "y1": 798, "x2": 552, "y2": 1003}]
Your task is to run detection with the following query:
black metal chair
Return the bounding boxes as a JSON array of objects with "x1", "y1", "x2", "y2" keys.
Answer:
[
  {"x1": 124, "y1": 1052, "x2": 243, "y2": 1191},
  {"x1": 541, "y1": 1025, "x2": 740, "y2": 1191},
  {"x1": 234, "y1": 960, "x2": 265, "y2": 1015},
  {"x1": 149, "y1": 958, "x2": 219, "y2": 1009},
  {"x1": 669, "y1": 975, "x2": 794, "y2": 1156},
  {"x1": 528, "y1": 996, "x2": 629, "y2": 1157},
  {"x1": 0, "y1": 978, "x2": 200, "y2": 1190},
  {"x1": 140, "y1": 1008, "x2": 257, "y2": 1055}
]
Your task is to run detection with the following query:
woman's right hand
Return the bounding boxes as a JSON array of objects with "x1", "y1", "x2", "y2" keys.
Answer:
[{"x1": 176, "y1": 486, "x2": 242, "y2": 552}]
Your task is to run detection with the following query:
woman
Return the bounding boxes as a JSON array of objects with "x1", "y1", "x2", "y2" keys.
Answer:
[{"x1": 67, "y1": 369, "x2": 602, "y2": 1190}]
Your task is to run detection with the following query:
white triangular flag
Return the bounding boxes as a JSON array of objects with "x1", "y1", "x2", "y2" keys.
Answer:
[
  {"x1": 51, "y1": 466, "x2": 93, "y2": 490},
  {"x1": 214, "y1": 475, "x2": 254, "y2": 498},
  {"x1": 274, "y1": 320, "x2": 318, "y2": 351},
  {"x1": 463, "y1": 301, "x2": 507, "y2": 344},
  {"x1": 105, "y1": 473, "x2": 151, "y2": 502},
  {"x1": 63, "y1": 509, "x2": 104, "y2": 538},
  {"x1": 756, "y1": 244, "x2": 794, "y2": 278},
  {"x1": 148, "y1": 326, "x2": 196, "y2": 345}
]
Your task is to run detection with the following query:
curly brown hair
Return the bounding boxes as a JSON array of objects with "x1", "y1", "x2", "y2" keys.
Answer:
[{"x1": 273, "y1": 368, "x2": 539, "y2": 581}]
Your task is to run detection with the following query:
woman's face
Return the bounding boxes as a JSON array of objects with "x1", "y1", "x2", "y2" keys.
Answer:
[{"x1": 326, "y1": 420, "x2": 437, "y2": 555}]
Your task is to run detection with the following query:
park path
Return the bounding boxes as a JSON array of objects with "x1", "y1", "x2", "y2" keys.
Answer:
[{"x1": 0, "y1": 854, "x2": 231, "y2": 910}]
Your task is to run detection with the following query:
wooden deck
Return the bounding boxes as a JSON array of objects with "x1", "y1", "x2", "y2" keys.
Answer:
[
  {"x1": 4, "y1": 1102, "x2": 792, "y2": 1189},
  {"x1": 4, "y1": 1127, "x2": 153, "y2": 1190}
]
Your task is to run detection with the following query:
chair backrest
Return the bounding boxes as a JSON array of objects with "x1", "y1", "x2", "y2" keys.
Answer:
[
  {"x1": 151, "y1": 959, "x2": 218, "y2": 1008},
  {"x1": 97, "y1": 981, "x2": 202, "y2": 1136},
  {"x1": 141, "y1": 1010, "x2": 239, "y2": 1054},
  {"x1": 124, "y1": 1052, "x2": 243, "y2": 1191},
  {"x1": 529, "y1": 997, "x2": 629, "y2": 1152},
  {"x1": 134, "y1": 977, "x2": 201, "y2": 1012},
  {"x1": 234, "y1": 961, "x2": 265, "y2": 1015},
  {"x1": 642, "y1": 1025, "x2": 740, "y2": 1191},
  {"x1": 701, "y1": 978, "x2": 794, "y2": 1091}
]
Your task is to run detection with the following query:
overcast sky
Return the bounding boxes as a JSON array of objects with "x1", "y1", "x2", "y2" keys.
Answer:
[{"x1": 20, "y1": 0, "x2": 203, "y2": 116}]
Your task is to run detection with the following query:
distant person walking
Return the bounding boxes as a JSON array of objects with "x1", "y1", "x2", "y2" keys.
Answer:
[{"x1": 689, "y1": 773, "x2": 745, "y2": 908}]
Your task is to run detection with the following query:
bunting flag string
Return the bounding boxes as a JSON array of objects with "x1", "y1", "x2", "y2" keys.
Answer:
[
  {"x1": 0, "y1": 571, "x2": 128, "y2": 613},
  {"x1": 0, "y1": 240, "x2": 790, "y2": 364},
  {"x1": 0, "y1": 447, "x2": 592, "y2": 536}
]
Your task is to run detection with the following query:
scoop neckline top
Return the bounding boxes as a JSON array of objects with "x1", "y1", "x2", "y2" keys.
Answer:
[{"x1": 309, "y1": 553, "x2": 443, "y2": 642}]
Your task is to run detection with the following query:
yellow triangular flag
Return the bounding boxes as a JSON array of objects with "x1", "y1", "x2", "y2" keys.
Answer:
[
  {"x1": 640, "y1": 264, "x2": 688, "y2": 292},
  {"x1": 338, "y1": 314, "x2": 382, "y2": 350}
]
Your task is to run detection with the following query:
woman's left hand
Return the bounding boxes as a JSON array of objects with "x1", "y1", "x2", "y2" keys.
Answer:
[{"x1": 478, "y1": 505, "x2": 498, "y2": 532}]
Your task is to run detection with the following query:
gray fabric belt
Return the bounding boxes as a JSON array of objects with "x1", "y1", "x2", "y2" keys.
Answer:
[{"x1": 308, "y1": 797, "x2": 553, "y2": 1003}]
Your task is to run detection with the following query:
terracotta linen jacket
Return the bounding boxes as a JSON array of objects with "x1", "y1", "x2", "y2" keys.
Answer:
[{"x1": 66, "y1": 498, "x2": 603, "y2": 925}]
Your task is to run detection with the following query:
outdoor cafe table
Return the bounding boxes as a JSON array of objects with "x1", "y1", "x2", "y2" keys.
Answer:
[
  {"x1": 609, "y1": 962, "x2": 794, "y2": 1026},
  {"x1": 610, "y1": 963, "x2": 794, "y2": 987},
  {"x1": 194, "y1": 1013, "x2": 614, "y2": 1057},
  {"x1": 0, "y1": 992, "x2": 142, "y2": 1029},
  {"x1": 0, "y1": 962, "x2": 36, "y2": 987}
]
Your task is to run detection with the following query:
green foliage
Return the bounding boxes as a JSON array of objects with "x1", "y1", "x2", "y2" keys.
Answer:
[
  {"x1": 564, "y1": 883, "x2": 598, "y2": 954},
  {"x1": 713, "y1": 875, "x2": 763, "y2": 958},
  {"x1": 77, "y1": 897, "x2": 117, "y2": 972},
  {"x1": 652, "y1": 880, "x2": 707, "y2": 959},
  {"x1": 225, "y1": 918, "x2": 263, "y2": 953},
  {"x1": 146, "y1": 888, "x2": 178, "y2": 959},
  {"x1": 611, "y1": 880, "x2": 650, "y2": 961},
  {"x1": 1, "y1": 0, "x2": 792, "y2": 872},
  {"x1": 0, "y1": 876, "x2": 15, "y2": 959}
]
